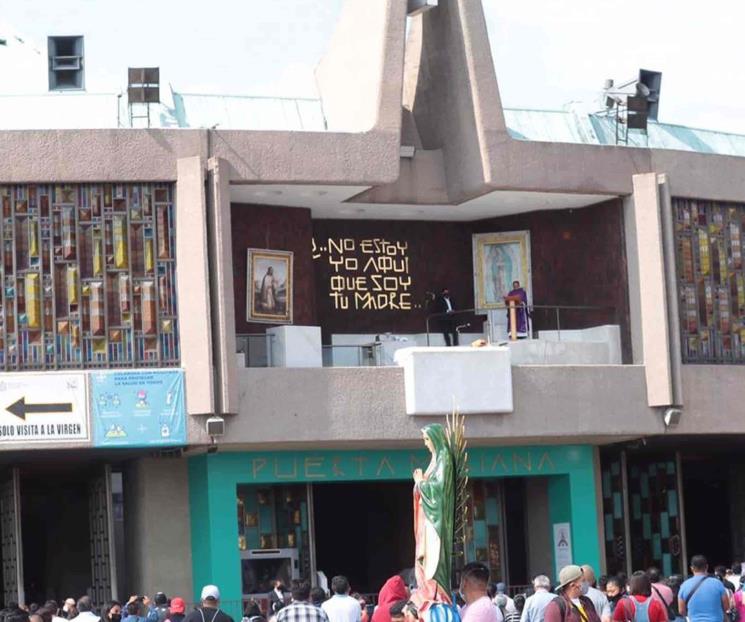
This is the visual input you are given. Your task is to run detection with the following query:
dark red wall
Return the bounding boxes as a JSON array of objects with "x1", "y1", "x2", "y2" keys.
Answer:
[
  {"x1": 312, "y1": 219, "x2": 475, "y2": 337},
  {"x1": 231, "y1": 199, "x2": 631, "y2": 361},
  {"x1": 231, "y1": 204, "x2": 317, "y2": 333},
  {"x1": 472, "y1": 199, "x2": 631, "y2": 361}
]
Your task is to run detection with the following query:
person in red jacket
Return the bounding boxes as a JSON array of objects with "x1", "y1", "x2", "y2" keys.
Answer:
[
  {"x1": 612, "y1": 572, "x2": 667, "y2": 622},
  {"x1": 371, "y1": 576, "x2": 409, "y2": 622}
]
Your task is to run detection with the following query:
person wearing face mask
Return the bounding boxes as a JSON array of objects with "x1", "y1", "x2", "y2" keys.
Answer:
[
  {"x1": 605, "y1": 577, "x2": 627, "y2": 615},
  {"x1": 581, "y1": 566, "x2": 611, "y2": 622},
  {"x1": 543, "y1": 565, "x2": 601, "y2": 622},
  {"x1": 102, "y1": 603, "x2": 122, "y2": 622},
  {"x1": 270, "y1": 580, "x2": 287, "y2": 615}
]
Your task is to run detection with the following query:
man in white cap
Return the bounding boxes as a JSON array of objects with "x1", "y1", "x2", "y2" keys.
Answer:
[
  {"x1": 182, "y1": 585, "x2": 235, "y2": 622},
  {"x1": 543, "y1": 565, "x2": 600, "y2": 622}
]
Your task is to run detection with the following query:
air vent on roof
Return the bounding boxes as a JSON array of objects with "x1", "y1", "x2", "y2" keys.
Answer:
[
  {"x1": 127, "y1": 67, "x2": 160, "y2": 127},
  {"x1": 48, "y1": 35, "x2": 84, "y2": 91}
]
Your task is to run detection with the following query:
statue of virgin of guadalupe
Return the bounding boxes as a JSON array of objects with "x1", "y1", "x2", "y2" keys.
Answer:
[{"x1": 411, "y1": 418, "x2": 468, "y2": 622}]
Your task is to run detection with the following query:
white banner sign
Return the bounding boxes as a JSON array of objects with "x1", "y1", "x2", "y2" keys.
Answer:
[
  {"x1": 0, "y1": 372, "x2": 88, "y2": 442},
  {"x1": 553, "y1": 522, "x2": 573, "y2": 579}
]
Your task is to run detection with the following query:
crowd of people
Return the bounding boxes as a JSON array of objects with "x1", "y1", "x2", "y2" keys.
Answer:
[
  {"x1": 1, "y1": 591, "x2": 195, "y2": 622},
  {"x1": 4, "y1": 555, "x2": 744, "y2": 622},
  {"x1": 459, "y1": 556, "x2": 745, "y2": 622},
  {"x1": 255, "y1": 555, "x2": 745, "y2": 622}
]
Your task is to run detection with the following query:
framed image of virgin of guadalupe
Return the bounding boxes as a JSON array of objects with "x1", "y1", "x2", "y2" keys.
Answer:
[
  {"x1": 246, "y1": 249, "x2": 294, "y2": 324},
  {"x1": 472, "y1": 231, "x2": 532, "y2": 313}
]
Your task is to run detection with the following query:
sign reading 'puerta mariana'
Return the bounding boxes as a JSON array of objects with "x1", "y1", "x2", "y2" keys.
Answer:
[
  {"x1": 312, "y1": 237, "x2": 419, "y2": 311},
  {"x1": 244, "y1": 447, "x2": 561, "y2": 482}
]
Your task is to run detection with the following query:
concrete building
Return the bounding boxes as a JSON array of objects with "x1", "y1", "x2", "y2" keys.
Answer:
[{"x1": 2, "y1": 0, "x2": 745, "y2": 614}]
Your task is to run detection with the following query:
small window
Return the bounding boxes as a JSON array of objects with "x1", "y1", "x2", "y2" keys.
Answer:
[{"x1": 48, "y1": 35, "x2": 84, "y2": 91}]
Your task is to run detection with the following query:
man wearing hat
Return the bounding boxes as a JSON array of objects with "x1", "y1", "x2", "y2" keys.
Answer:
[
  {"x1": 543, "y1": 566, "x2": 600, "y2": 622},
  {"x1": 167, "y1": 598, "x2": 186, "y2": 622},
  {"x1": 183, "y1": 586, "x2": 234, "y2": 622}
]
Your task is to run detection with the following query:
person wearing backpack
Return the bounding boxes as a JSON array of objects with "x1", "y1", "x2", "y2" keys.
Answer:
[
  {"x1": 647, "y1": 568, "x2": 676, "y2": 622},
  {"x1": 612, "y1": 572, "x2": 667, "y2": 622},
  {"x1": 543, "y1": 565, "x2": 601, "y2": 622},
  {"x1": 678, "y1": 556, "x2": 729, "y2": 622}
]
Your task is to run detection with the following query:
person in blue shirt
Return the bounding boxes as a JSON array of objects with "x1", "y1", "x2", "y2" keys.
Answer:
[
  {"x1": 678, "y1": 555, "x2": 729, "y2": 622},
  {"x1": 122, "y1": 602, "x2": 148, "y2": 622}
]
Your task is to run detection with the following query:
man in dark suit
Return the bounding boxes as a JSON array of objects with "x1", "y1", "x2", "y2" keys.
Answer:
[{"x1": 435, "y1": 287, "x2": 459, "y2": 346}]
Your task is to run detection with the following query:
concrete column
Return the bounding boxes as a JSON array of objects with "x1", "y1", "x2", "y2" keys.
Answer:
[
  {"x1": 124, "y1": 458, "x2": 193, "y2": 598},
  {"x1": 188, "y1": 455, "x2": 242, "y2": 619},
  {"x1": 547, "y1": 453, "x2": 602, "y2": 582},
  {"x1": 207, "y1": 157, "x2": 238, "y2": 414},
  {"x1": 657, "y1": 176, "x2": 684, "y2": 406},
  {"x1": 623, "y1": 196, "x2": 644, "y2": 364},
  {"x1": 729, "y1": 463, "x2": 745, "y2": 559},
  {"x1": 630, "y1": 173, "x2": 674, "y2": 407},
  {"x1": 176, "y1": 156, "x2": 215, "y2": 416},
  {"x1": 525, "y1": 477, "x2": 552, "y2": 579},
  {"x1": 316, "y1": 0, "x2": 406, "y2": 133}
]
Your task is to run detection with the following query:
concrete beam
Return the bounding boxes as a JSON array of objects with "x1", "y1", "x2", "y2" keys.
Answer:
[
  {"x1": 631, "y1": 173, "x2": 673, "y2": 407},
  {"x1": 207, "y1": 158, "x2": 239, "y2": 415},
  {"x1": 316, "y1": 0, "x2": 406, "y2": 134},
  {"x1": 125, "y1": 458, "x2": 193, "y2": 597},
  {"x1": 176, "y1": 156, "x2": 215, "y2": 416}
]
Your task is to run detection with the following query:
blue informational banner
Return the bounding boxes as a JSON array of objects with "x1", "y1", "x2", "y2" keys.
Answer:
[{"x1": 91, "y1": 369, "x2": 186, "y2": 447}]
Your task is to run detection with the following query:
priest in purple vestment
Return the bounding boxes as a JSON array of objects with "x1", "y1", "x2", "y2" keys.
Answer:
[{"x1": 504, "y1": 280, "x2": 530, "y2": 338}]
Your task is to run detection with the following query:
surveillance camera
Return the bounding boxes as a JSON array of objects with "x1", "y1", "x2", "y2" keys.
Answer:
[
  {"x1": 206, "y1": 415, "x2": 225, "y2": 437},
  {"x1": 663, "y1": 408, "x2": 682, "y2": 428}
]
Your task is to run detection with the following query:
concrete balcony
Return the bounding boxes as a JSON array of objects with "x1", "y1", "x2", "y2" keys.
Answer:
[{"x1": 228, "y1": 363, "x2": 660, "y2": 448}]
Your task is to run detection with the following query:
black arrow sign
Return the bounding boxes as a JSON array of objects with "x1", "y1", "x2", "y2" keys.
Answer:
[{"x1": 6, "y1": 397, "x2": 73, "y2": 421}]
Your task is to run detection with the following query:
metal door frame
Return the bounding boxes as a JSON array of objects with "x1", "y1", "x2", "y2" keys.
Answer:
[
  {"x1": 1, "y1": 467, "x2": 24, "y2": 606},
  {"x1": 306, "y1": 483, "x2": 318, "y2": 587},
  {"x1": 89, "y1": 464, "x2": 119, "y2": 604}
]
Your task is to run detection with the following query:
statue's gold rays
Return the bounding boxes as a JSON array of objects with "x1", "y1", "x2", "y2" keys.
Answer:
[{"x1": 445, "y1": 408, "x2": 469, "y2": 557}]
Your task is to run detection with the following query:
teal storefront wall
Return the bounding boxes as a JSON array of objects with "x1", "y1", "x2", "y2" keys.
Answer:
[{"x1": 188, "y1": 444, "x2": 600, "y2": 616}]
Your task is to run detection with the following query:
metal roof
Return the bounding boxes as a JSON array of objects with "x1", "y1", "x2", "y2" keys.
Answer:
[
  {"x1": 503, "y1": 107, "x2": 745, "y2": 157},
  {"x1": 170, "y1": 92, "x2": 326, "y2": 131},
  {"x1": 1, "y1": 66, "x2": 745, "y2": 156}
]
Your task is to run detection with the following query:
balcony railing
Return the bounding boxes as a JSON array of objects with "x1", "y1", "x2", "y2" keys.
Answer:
[
  {"x1": 425, "y1": 303, "x2": 618, "y2": 345},
  {"x1": 236, "y1": 333, "x2": 275, "y2": 368},
  {"x1": 322, "y1": 343, "x2": 382, "y2": 367},
  {"x1": 237, "y1": 303, "x2": 623, "y2": 369}
]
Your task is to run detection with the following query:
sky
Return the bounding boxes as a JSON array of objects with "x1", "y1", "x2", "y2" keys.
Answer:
[{"x1": 2, "y1": 0, "x2": 745, "y2": 134}]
